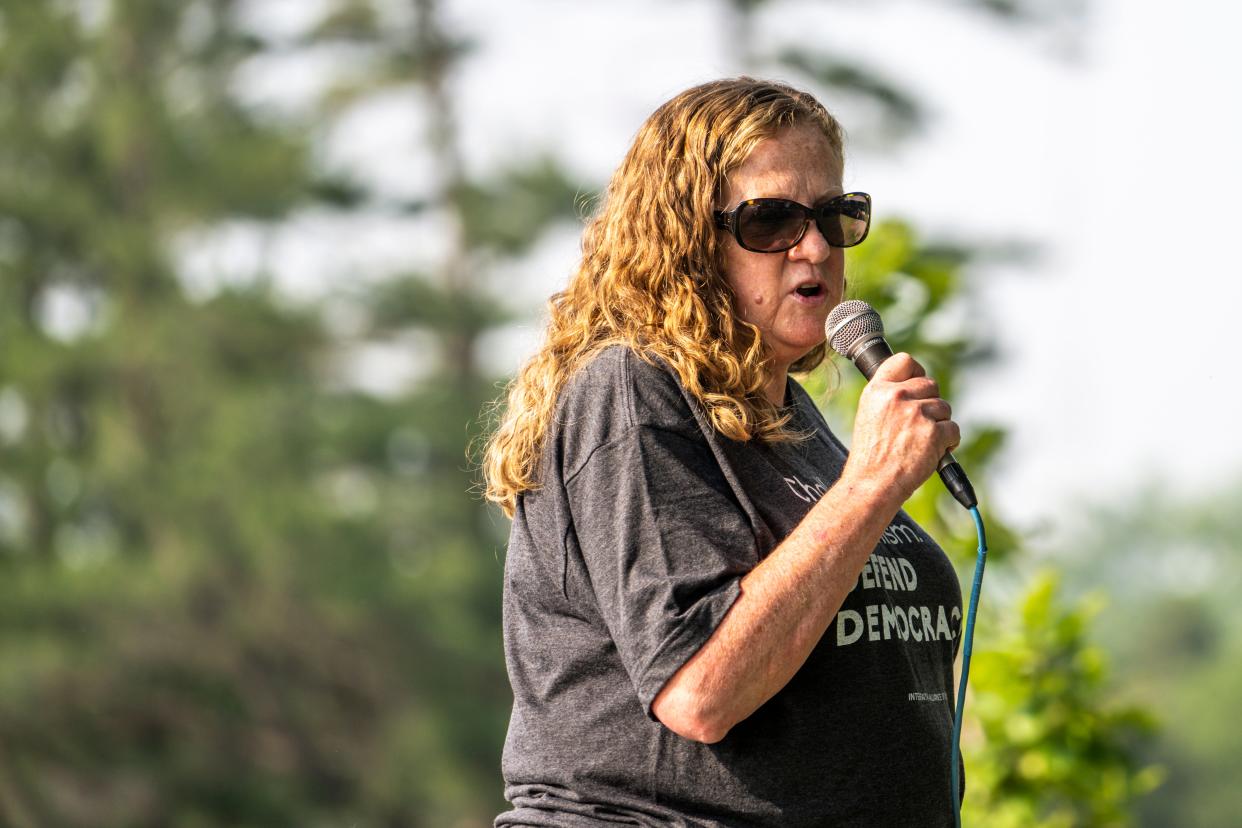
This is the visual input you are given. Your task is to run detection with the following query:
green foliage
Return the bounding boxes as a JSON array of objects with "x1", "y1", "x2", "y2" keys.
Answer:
[
  {"x1": 455, "y1": 157, "x2": 588, "y2": 257},
  {"x1": 367, "y1": 273, "x2": 515, "y2": 335},
  {"x1": 0, "y1": 1, "x2": 519, "y2": 824},
  {"x1": 961, "y1": 572, "x2": 1162, "y2": 826},
  {"x1": 1051, "y1": 482, "x2": 1242, "y2": 828}
]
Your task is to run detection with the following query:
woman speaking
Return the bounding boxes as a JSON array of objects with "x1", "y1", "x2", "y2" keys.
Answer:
[{"x1": 483, "y1": 77, "x2": 963, "y2": 827}]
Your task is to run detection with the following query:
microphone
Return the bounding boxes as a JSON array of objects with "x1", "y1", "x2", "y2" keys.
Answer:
[{"x1": 825, "y1": 300, "x2": 977, "y2": 509}]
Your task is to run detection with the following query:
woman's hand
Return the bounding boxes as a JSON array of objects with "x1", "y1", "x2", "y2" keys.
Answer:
[{"x1": 842, "y1": 353, "x2": 960, "y2": 501}]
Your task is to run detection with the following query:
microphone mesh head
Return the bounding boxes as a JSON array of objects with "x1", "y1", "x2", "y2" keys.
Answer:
[{"x1": 825, "y1": 300, "x2": 884, "y2": 357}]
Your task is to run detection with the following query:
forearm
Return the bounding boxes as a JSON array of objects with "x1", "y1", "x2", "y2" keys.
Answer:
[{"x1": 651, "y1": 466, "x2": 906, "y2": 742}]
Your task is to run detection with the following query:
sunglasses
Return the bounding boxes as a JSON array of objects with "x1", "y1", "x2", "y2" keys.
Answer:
[{"x1": 714, "y1": 192, "x2": 872, "y2": 253}]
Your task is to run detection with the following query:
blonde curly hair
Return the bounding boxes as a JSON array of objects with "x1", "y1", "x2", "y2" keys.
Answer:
[{"x1": 483, "y1": 77, "x2": 845, "y2": 517}]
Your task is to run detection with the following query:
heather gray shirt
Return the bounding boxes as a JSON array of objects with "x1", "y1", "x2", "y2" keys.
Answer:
[{"x1": 497, "y1": 345, "x2": 963, "y2": 827}]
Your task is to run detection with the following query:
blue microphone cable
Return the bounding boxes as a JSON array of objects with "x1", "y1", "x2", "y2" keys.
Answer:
[{"x1": 952, "y1": 505, "x2": 988, "y2": 828}]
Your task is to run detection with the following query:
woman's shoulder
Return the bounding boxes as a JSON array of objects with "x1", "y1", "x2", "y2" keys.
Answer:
[{"x1": 555, "y1": 344, "x2": 700, "y2": 449}]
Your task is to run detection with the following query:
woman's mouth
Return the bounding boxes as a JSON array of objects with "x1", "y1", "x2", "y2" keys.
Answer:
[{"x1": 792, "y1": 282, "x2": 827, "y2": 304}]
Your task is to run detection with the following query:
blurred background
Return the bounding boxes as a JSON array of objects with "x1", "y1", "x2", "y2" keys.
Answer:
[{"x1": 1, "y1": 0, "x2": 1239, "y2": 825}]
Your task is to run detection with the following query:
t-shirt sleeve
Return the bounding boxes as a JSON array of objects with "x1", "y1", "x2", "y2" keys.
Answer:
[{"x1": 564, "y1": 421, "x2": 757, "y2": 716}]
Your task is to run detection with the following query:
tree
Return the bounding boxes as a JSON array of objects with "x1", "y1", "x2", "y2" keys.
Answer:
[
  {"x1": 0, "y1": 0, "x2": 537, "y2": 823},
  {"x1": 297, "y1": 0, "x2": 588, "y2": 818}
]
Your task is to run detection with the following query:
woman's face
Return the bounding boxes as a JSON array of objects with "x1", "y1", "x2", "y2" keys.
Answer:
[{"x1": 718, "y1": 124, "x2": 845, "y2": 373}]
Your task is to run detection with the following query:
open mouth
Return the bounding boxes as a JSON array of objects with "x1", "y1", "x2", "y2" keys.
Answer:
[{"x1": 795, "y1": 283, "x2": 823, "y2": 297}]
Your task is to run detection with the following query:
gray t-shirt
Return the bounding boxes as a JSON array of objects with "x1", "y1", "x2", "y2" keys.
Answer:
[{"x1": 497, "y1": 345, "x2": 963, "y2": 827}]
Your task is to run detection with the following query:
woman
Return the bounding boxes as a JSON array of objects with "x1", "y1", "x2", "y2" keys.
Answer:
[{"x1": 484, "y1": 78, "x2": 963, "y2": 827}]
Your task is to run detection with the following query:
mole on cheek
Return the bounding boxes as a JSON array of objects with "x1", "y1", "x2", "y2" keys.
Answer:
[{"x1": 753, "y1": 294, "x2": 765, "y2": 306}]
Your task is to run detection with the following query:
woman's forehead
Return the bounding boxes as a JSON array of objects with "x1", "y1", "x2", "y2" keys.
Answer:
[{"x1": 724, "y1": 125, "x2": 842, "y2": 203}]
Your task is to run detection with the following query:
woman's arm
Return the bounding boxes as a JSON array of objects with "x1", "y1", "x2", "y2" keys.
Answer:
[{"x1": 650, "y1": 353, "x2": 959, "y2": 743}]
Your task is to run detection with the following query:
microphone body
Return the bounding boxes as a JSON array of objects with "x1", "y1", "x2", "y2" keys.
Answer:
[{"x1": 826, "y1": 302, "x2": 977, "y2": 510}]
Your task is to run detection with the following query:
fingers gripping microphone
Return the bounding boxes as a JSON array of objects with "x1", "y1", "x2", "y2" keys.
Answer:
[{"x1": 825, "y1": 300, "x2": 977, "y2": 510}]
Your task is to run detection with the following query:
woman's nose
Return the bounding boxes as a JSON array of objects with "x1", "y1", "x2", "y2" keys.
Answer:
[{"x1": 787, "y1": 219, "x2": 834, "y2": 264}]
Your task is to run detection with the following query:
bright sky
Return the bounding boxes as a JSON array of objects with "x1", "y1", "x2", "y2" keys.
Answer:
[{"x1": 225, "y1": 0, "x2": 1242, "y2": 537}]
